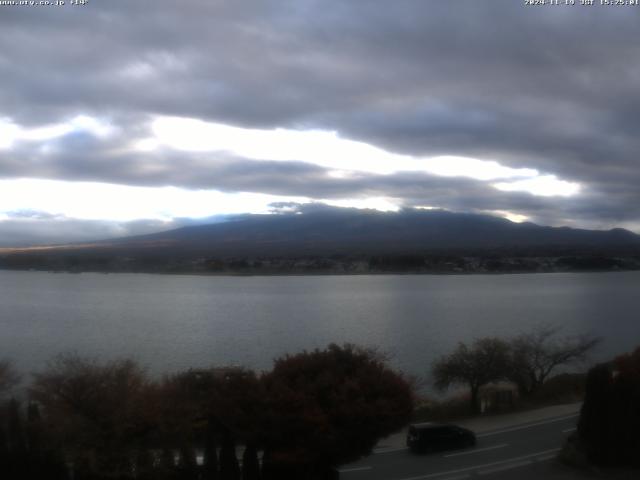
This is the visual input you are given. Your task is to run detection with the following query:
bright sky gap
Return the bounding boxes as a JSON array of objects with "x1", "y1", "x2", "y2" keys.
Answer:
[{"x1": 0, "y1": 115, "x2": 580, "y2": 224}]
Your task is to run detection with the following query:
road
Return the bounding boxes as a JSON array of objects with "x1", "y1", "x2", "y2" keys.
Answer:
[{"x1": 339, "y1": 413, "x2": 580, "y2": 480}]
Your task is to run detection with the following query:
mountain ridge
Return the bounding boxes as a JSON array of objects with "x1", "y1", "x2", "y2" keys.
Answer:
[
  {"x1": 1, "y1": 208, "x2": 639, "y2": 274},
  {"x1": 97, "y1": 208, "x2": 640, "y2": 257}
]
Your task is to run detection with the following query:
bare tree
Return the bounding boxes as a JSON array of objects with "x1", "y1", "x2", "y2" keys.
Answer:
[
  {"x1": 29, "y1": 354, "x2": 152, "y2": 478},
  {"x1": 432, "y1": 338, "x2": 511, "y2": 414},
  {"x1": 508, "y1": 325, "x2": 600, "y2": 396}
]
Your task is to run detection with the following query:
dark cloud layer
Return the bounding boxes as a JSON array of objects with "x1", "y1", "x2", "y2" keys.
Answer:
[{"x1": 1, "y1": 0, "x2": 640, "y2": 244}]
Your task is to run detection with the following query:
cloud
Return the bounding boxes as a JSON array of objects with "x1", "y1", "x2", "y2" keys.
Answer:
[{"x1": 0, "y1": 0, "x2": 639, "y2": 243}]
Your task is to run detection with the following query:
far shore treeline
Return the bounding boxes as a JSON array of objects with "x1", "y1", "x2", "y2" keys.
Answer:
[{"x1": 2, "y1": 250, "x2": 640, "y2": 276}]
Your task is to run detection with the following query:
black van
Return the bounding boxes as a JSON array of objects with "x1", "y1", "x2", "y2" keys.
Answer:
[{"x1": 406, "y1": 423, "x2": 476, "y2": 453}]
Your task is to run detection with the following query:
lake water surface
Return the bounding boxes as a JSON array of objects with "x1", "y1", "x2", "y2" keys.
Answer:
[{"x1": 1, "y1": 270, "x2": 638, "y2": 382}]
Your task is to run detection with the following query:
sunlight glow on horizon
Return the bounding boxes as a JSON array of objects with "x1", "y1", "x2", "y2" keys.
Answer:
[
  {"x1": 0, "y1": 179, "x2": 312, "y2": 221},
  {"x1": 322, "y1": 197, "x2": 400, "y2": 212},
  {"x1": 0, "y1": 178, "x2": 532, "y2": 227},
  {"x1": 487, "y1": 210, "x2": 530, "y2": 223},
  {"x1": 0, "y1": 179, "x2": 406, "y2": 222},
  {"x1": 0, "y1": 175, "x2": 542, "y2": 228}
]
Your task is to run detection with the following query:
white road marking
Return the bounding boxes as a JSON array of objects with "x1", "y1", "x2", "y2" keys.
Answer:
[
  {"x1": 444, "y1": 444, "x2": 508, "y2": 458},
  {"x1": 562, "y1": 427, "x2": 577, "y2": 433},
  {"x1": 477, "y1": 414, "x2": 579, "y2": 437},
  {"x1": 374, "y1": 446, "x2": 407, "y2": 454},
  {"x1": 338, "y1": 466, "x2": 372, "y2": 473},
  {"x1": 396, "y1": 448, "x2": 561, "y2": 480}
]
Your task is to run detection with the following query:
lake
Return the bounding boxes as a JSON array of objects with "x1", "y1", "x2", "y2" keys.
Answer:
[{"x1": 1, "y1": 270, "x2": 638, "y2": 385}]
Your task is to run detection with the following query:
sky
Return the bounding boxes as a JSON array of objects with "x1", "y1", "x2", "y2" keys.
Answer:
[{"x1": 1, "y1": 0, "x2": 640, "y2": 246}]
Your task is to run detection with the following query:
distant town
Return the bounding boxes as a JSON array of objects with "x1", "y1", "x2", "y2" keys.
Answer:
[{"x1": 2, "y1": 252, "x2": 639, "y2": 275}]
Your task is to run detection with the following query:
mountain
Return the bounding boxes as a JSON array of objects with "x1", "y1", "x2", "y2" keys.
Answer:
[
  {"x1": 57, "y1": 208, "x2": 640, "y2": 257},
  {"x1": 3, "y1": 208, "x2": 640, "y2": 273}
]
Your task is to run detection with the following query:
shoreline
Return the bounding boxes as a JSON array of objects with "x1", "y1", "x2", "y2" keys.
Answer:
[{"x1": 0, "y1": 266, "x2": 638, "y2": 278}]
